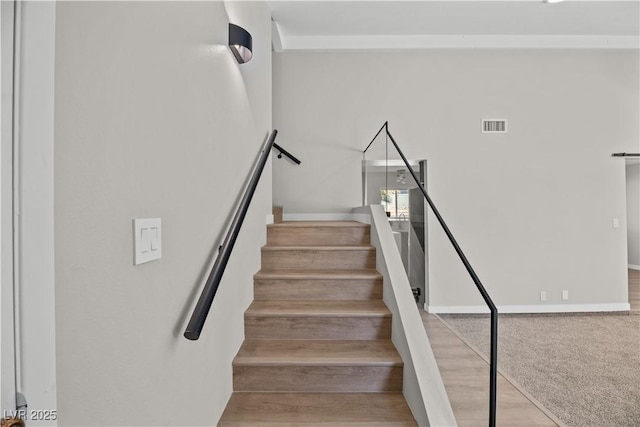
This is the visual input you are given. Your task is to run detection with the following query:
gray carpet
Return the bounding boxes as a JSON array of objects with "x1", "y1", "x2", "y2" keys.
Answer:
[{"x1": 439, "y1": 313, "x2": 640, "y2": 427}]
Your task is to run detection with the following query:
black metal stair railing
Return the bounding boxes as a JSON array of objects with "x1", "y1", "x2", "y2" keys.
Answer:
[
  {"x1": 364, "y1": 122, "x2": 499, "y2": 427},
  {"x1": 184, "y1": 130, "x2": 300, "y2": 340}
]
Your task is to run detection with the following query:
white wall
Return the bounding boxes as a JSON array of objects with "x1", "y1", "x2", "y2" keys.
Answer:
[
  {"x1": 54, "y1": 1, "x2": 271, "y2": 425},
  {"x1": 627, "y1": 162, "x2": 640, "y2": 268},
  {"x1": 273, "y1": 50, "x2": 638, "y2": 311}
]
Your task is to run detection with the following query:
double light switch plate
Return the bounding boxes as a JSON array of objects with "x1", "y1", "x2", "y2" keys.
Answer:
[{"x1": 134, "y1": 218, "x2": 161, "y2": 265}]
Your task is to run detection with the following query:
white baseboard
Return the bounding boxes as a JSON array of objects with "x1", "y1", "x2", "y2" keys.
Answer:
[
  {"x1": 427, "y1": 305, "x2": 492, "y2": 314},
  {"x1": 629, "y1": 264, "x2": 640, "y2": 271},
  {"x1": 427, "y1": 303, "x2": 631, "y2": 314},
  {"x1": 283, "y1": 213, "x2": 368, "y2": 222},
  {"x1": 352, "y1": 213, "x2": 371, "y2": 224}
]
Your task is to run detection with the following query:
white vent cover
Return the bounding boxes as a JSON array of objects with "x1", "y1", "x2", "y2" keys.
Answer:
[{"x1": 482, "y1": 119, "x2": 507, "y2": 134}]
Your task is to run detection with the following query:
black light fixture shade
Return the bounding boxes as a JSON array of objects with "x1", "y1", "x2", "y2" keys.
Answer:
[{"x1": 229, "y1": 23, "x2": 252, "y2": 64}]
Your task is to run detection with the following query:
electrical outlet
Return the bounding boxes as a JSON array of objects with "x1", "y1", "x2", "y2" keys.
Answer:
[
  {"x1": 562, "y1": 290, "x2": 569, "y2": 301},
  {"x1": 540, "y1": 291, "x2": 547, "y2": 302}
]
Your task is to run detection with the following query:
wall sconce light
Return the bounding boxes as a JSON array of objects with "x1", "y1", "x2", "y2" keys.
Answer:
[{"x1": 229, "y1": 23, "x2": 252, "y2": 64}]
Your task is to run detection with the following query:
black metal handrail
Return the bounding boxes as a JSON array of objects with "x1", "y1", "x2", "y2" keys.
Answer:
[
  {"x1": 185, "y1": 130, "x2": 299, "y2": 340},
  {"x1": 365, "y1": 122, "x2": 499, "y2": 427}
]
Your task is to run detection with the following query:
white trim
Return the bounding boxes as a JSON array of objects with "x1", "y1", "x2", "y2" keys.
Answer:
[
  {"x1": 428, "y1": 305, "x2": 493, "y2": 314},
  {"x1": 427, "y1": 303, "x2": 631, "y2": 314},
  {"x1": 283, "y1": 212, "x2": 365, "y2": 221},
  {"x1": 282, "y1": 35, "x2": 639, "y2": 51},
  {"x1": 11, "y1": 2, "x2": 58, "y2": 423},
  {"x1": 1, "y1": 0, "x2": 17, "y2": 412},
  {"x1": 628, "y1": 264, "x2": 640, "y2": 271},
  {"x1": 352, "y1": 213, "x2": 370, "y2": 224},
  {"x1": 265, "y1": 213, "x2": 274, "y2": 225},
  {"x1": 271, "y1": 20, "x2": 283, "y2": 53},
  {"x1": 351, "y1": 207, "x2": 372, "y2": 225},
  {"x1": 12, "y1": 0, "x2": 23, "y2": 403}
]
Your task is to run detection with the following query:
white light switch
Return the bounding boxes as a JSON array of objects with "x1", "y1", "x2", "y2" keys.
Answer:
[
  {"x1": 150, "y1": 227, "x2": 159, "y2": 250},
  {"x1": 134, "y1": 218, "x2": 162, "y2": 265},
  {"x1": 140, "y1": 228, "x2": 150, "y2": 253},
  {"x1": 613, "y1": 218, "x2": 620, "y2": 228}
]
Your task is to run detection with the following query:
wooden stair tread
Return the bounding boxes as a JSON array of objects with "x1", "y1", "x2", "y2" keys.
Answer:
[
  {"x1": 234, "y1": 340, "x2": 402, "y2": 366},
  {"x1": 268, "y1": 221, "x2": 369, "y2": 228},
  {"x1": 246, "y1": 300, "x2": 391, "y2": 317},
  {"x1": 262, "y1": 245, "x2": 374, "y2": 251},
  {"x1": 255, "y1": 269, "x2": 381, "y2": 280},
  {"x1": 221, "y1": 219, "x2": 416, "y2": 425},
  {"x1": 219, "y1": 392, "x2": 417, "y2": 426}
]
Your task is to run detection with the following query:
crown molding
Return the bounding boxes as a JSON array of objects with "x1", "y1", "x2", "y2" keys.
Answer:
[{"x1": 280, "y1": 34, "x2": 639, "y2": 50}]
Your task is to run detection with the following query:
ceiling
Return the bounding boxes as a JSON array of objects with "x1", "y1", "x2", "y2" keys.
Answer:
[{"x1": 267, "y1": 1, "x2": 640, "y2": 50}]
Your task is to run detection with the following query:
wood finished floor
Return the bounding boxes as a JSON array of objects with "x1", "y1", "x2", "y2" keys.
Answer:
[
  {"x1": 421, "y1": 312, "x2": 560, "y2": 427},
  {"x1": 629, "y1": 269, "x2": 639, "y2": 312}
]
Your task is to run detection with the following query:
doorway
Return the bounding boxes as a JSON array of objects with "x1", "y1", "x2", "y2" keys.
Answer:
[{"x1": 363, "y1": 159, "x2": 429, "y2": 307}]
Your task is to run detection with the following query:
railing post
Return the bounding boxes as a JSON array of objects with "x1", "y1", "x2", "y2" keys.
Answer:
[
  {"x1": 489, "y1": 310, "x2": 498, "y2": 427},
  {"x1": 376, "y1": 123, "x2": 498, "y2": 427},
  {"x1": 362, "y1": 153, "x2": 367, "y2": 206}
]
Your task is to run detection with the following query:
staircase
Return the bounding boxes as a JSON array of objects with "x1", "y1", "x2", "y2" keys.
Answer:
[{"x1": 219, "y1": 221, "x2": 417, "y2": 426}]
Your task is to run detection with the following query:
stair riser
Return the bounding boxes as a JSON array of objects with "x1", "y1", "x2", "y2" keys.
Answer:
[
  {"x1": 267, "y1": 227, "x2": 370, "y2": 246},
  {"x1": 272, "y1": 207, "x2": 283, "y2": 224},
  {"x1": 262, "y1": 249, "x2": 376, "y2": 270},
  {"x1": 254, "y1": 278, "x2": 382, "y2": 300},
  {"x1": 245, "y1": 316, "x2": 391, "y2": 340},
  {"x1": 233, "y1": 366, "x2": 402, "y2": 392}
]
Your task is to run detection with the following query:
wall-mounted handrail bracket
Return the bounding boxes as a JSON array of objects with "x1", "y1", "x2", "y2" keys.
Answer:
[{"x1": 273, "y1": 142, "x2": 301, "y2": 165}]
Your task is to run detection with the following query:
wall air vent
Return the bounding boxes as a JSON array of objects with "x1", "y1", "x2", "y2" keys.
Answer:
[{"x1": 482, "y1": 119, "x2": 507, "y2": 134}]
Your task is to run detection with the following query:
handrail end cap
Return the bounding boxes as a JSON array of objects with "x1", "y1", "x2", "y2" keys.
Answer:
[{"x1": 184, "y1": 331, "x2": 200, "y2": 341}]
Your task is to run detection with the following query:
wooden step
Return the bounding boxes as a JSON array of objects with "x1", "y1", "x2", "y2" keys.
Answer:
[
  {"x1": 218, "y1": 392, "x2": 418, "y2": 426},
  {"x1": 254, "y1": 269, "x2": 382, "y2": 300},
  {"x1": 220, "y1": 220, "x2": 417, "y2": 426},
  {"x1": 233, "y1": 340, "x2": 403, "y2": 392},
  {"x1": 261, "y1": 246, "x2": 376, "y2": 270},
  {"x1": 272, "y1": 206, "x2": 283, "y2": 224},
  {"x1": 244, "y1": 300, "x2": 391, "y2": 340},
  {"x1": 267, "y1": 221, "x2": 370, "y2": 246}
]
